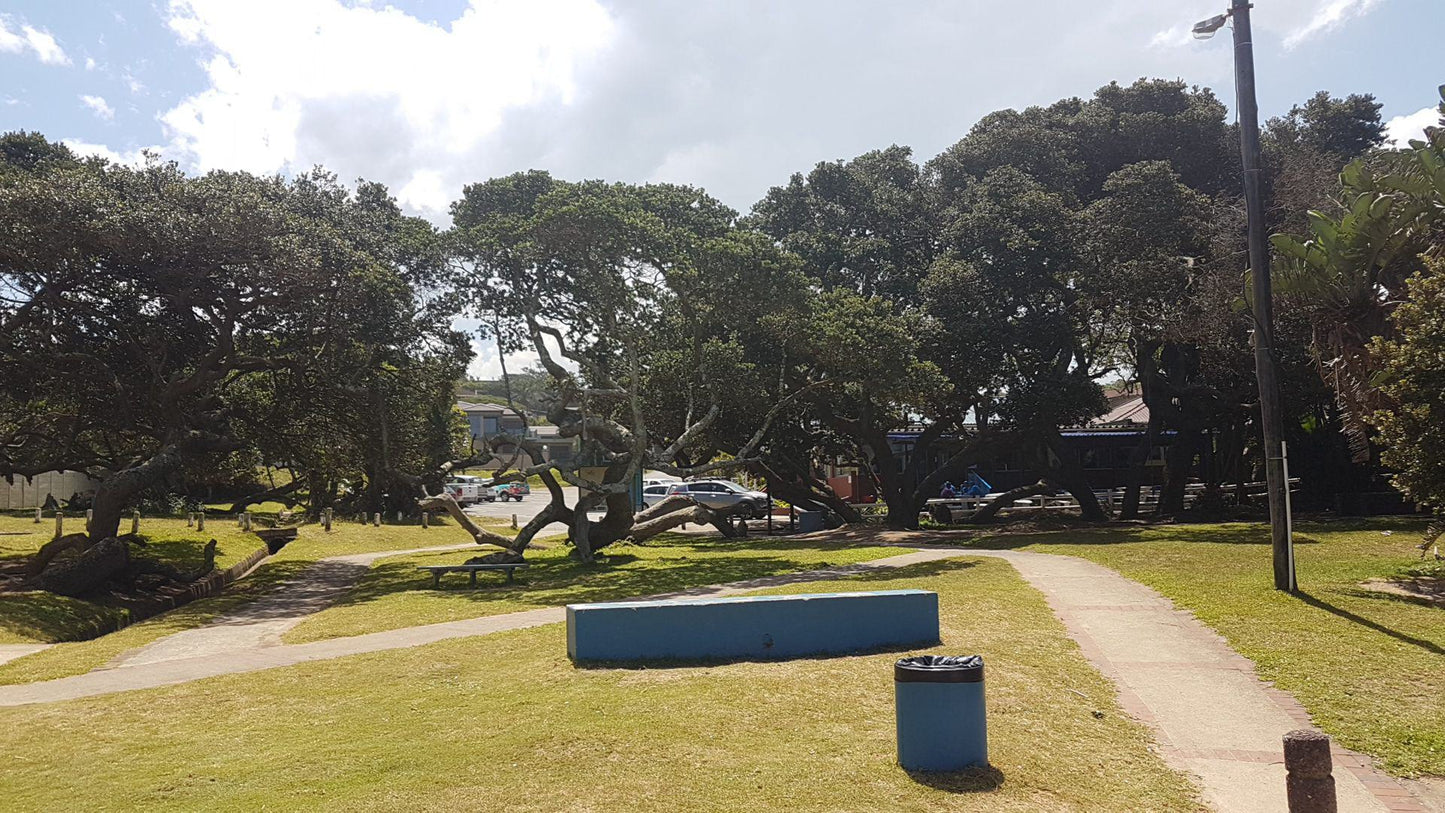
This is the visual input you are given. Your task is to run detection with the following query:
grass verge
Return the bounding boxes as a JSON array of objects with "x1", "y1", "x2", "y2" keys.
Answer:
[
  {"x1": 283, "y1": 532, "x2": 900, "y2": 643},
  {"x1": 0, "y1": 557, "x2": 1201, "y2": 812}
]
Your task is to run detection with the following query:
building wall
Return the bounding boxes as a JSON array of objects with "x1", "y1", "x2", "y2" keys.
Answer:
[{"x1": 0, "y1": 471, "x2": 100, "y2": 510}]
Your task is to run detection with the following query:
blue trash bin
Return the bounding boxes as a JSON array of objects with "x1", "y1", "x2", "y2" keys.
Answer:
[{"x1": 895, "y1": 655, "x2": 987, "y2": 771}]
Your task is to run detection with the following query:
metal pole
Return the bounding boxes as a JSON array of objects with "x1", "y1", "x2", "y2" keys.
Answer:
[{"x1": 1231, "y1": 0, "x2": 1294, "y2": 591}]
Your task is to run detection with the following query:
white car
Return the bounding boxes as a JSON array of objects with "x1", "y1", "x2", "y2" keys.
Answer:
[
  {"x1": 663, "y1": 479, "x2": 771, "y2": 518},
  {"x1": 445, "y1": 475, "x2": 492, "y2": 505}
]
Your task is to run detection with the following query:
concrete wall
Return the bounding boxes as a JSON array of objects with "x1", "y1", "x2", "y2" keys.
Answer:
[
  {"x1": 567, "y1": 589, "x2": 940, "y2": 663},
  {"x1": 0, "y1": 471, "x2": 99, "y2": 510}
]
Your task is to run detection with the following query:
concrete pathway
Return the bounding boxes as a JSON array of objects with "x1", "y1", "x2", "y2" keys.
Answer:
[
  {"x1": 0, "y1": 548, "x2": 961, "y2": 707},
  {"x1": 0, "y1": 644, "x2": 50, "y2": 667},
  {"x1": 955, "y1": 547, "x2": 1426, "y2": 813},
  {"x1": 106, "y1": 543, "x2": 478, "y2": 669}
]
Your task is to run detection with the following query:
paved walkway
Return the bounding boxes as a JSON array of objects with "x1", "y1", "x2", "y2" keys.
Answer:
[
  {"x1": 106, "y1": 543, "x2": 477, "y2": 668},
  {"x1": 0, "y1": 644, "x2": 50, "y2": 667},
  {"x1": 953, "y1": 547, "x2": 1425, "y2": 813},
  {"x1": 0, "y1": 548, "x2": 961, "y2": 707}
]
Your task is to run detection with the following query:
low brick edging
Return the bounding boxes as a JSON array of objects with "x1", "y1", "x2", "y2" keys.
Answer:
[{"x1": 103, "y1": 546, "x2": 273, "y2": 634}]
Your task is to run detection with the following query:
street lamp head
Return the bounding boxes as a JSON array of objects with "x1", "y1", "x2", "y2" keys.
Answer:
[{"x1": 1192, "y1": 13, "x2": 1229, "y2": 39}]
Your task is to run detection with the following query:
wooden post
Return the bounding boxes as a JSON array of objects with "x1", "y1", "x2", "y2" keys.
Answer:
[
  {"x1": 34, "y1": 507, "x2": 42, "y2": 524},
  {"x1": 421, "y1": 511, "x2": 429, "y2": 529},
  {"x1": 396, "y1": 510, "x2": 403, "y2": 524},
  {"x1": 54, "y1": 511, "x2": 63, "y2": 540},
  {"x1": 186, "y1": 512, "x2": 195, "y2": 528},
  {"x1": 372, "y1": 512, "x2": 381, "y2": 527},
  {"x1": 511, "y1": 513, "x2": 518, "y2": 530},
  {"x1": 86, "y1": 508, "x2": 93, "y2": 531},
  {"x1": 322, "y1": 509, "x2": 332, "y2": 531},
  {"x1": 196, "y1": 513, "x2": 205, "y2": 531},
  {"x1": 1284, "y1": 729, "x2": 1337, "y2": 813},
  {"x1": 130, "y1": 510, "x2": 140, "y2": 535}
]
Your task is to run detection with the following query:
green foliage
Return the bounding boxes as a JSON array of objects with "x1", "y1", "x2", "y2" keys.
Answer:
[{"x1": 1372, "y1": 258, "x2": 1445, "y2": 512}]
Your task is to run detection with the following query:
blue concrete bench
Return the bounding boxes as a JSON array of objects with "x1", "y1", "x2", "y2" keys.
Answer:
[{"x1": 566, "y1": 589, "x2": 939, "y2": 663}]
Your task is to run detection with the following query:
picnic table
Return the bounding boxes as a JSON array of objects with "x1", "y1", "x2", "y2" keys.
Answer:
[{"x1": 418, "y1": 562, "x2": 529, "y2": 589}]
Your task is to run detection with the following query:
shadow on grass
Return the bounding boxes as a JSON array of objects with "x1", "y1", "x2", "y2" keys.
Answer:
[
  {"x1": 1293, "y1": 591, "x2": 1445, "y2": 656},
  {"x1": 906, "y1": 764, "x2": 1005, "y2": 793},
  {"x1": 572, "y1": 639, "x2": 935, "y2": 671}
]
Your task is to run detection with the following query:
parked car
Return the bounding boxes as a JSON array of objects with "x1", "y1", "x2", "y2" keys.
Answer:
[
  {"x1": 642, "y1": 483, "x2": 674, "y2": 508},
  {"x1": 445, "y1": 475, "x2": 487, "y2": 505},
  {"x1": 665, "y1": 479, "x2": 770, "y2": 518},
  {"x1": 492, "y1": 483, "x2": 526, "y2": 501}
]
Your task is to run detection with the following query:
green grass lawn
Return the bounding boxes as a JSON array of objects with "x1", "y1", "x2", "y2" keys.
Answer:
[
  {"x1": 0, "y1": 557, "x2": 1201, "y2": 812},
  {"x1": 965, "y1": 517, "x2": 1444, "y2": 778},
  {"x1": 283, "y1": 533, "x2": 901, "y2": 643}
]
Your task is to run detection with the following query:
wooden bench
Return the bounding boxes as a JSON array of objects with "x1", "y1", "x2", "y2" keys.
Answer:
[{"x1": 418, "y1": 563, "x2": 529, "y2": 589}]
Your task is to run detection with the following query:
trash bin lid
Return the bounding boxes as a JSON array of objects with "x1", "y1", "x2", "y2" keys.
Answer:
[{"x1": 895, "y1": 654, "x2": 984, "y2": 683}]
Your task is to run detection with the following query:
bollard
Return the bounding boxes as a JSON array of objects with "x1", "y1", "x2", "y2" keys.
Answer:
[
  {"x1": 54, "y1": 511, "x2": 64, "y2": 540},
  {"x1": 421, "y1": 511, "x2": 429, "y2": 529},
  {"x1": 196, "y1": 513, "x2": 205, "y2": 531},
  {"x1": 323, "y1": 509, "x2": 332, "y2": 531},
  {"x1": 86, "y1": 508, "x2": 93, "y2": 531},
  {"x1": 895, "y1": 655, "x2": 988, "y2": 772},
  {"x1": 1284, "y1": 729, "x2": 1337, "y2": 813},
  {"x1": 372, "y1": 512, "x2": 381, "y2": 527},
  {"x1": 511, "y1": 513, "x2": 518, "y2": 530},
  {"x1": 34, "y1": 507, "x2": 41, "y2": 524},
  {"x1": 187, "y1": 512, "x2": 195, "y2": 528},
  {"x1": 396, "y1": 510, "x2": 403, "y2": 524},
  {"x1": 130, "y1": 510, "x2": 140, "y2": 535}
]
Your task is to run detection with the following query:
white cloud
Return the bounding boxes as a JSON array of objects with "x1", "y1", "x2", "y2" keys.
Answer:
[
  {"x1": 0, "y1": 17, "x2": 70, "y2": 65},
  {"x1": 1385, "y1": 105, "x2": 1441, "y2": 146},
  {"x1": 79, "y1": 94, "x2": 115, "y2": 121},
  {"x1": 84, "y1": 56, "x2": 97, "y2": 70},
  {"x1": 1282, "y1": 0, "x2": 1383, "y2": 48},
  {"x1": 159, "y1": 0, "x2": 617, "y2": 217},
  {"x1": 61, "y1": 138, "x2": 158, "y2": 167}
]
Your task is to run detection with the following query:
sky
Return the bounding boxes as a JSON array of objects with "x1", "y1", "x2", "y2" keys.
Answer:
[{"x1": 2, "y1": 0, "x2": 1441, "y2": 377}]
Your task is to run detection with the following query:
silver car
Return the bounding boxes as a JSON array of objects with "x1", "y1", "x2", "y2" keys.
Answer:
[{"x1": 665, "y1": 479, "x2": 770, "y2": 518}]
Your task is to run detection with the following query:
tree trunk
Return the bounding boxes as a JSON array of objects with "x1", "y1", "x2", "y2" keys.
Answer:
[
  {"x1": 1159, "y1": 429, "x2": 1201, "y2": 515},
  {"x1": 229, "y1": 480, "x2": 302, "y2": 515},
  {"x1": 1119, "y1": 416, "x2": 1161, "y2": 520},
  {"x1": 32, "y1": 536, "x2": 130, "y2": 597},
  {"x1": 965, "y1": 480, "x2": 1052, "y2": 524},
  {"x1": 89, "y1": 444, "x2": 189, "y2": 542}
]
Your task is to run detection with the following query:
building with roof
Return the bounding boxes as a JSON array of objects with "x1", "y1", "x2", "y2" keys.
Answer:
[{"x1": 456, "y1": 401, "x2": 576, "y2": 469}]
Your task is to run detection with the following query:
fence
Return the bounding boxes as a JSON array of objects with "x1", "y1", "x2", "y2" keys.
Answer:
[{"x1": 0, "y1": 471, "x2": 99, "y2": 510}]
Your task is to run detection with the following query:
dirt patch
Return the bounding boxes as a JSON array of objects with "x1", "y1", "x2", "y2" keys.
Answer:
[{"x1": 1359, "y1": 577, "x2": 1445, "y2": 608}]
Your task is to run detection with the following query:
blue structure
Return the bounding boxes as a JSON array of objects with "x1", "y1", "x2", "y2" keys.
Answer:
[
  {"x1": 961, "y1": 470, "x2": 992, "y2": 497},
  {"x1": 566, "y1": 590, "x2": 939, "y2": 663},
  {"x1": 895, "y1": 655, "x2": 988, "y2": 771}
]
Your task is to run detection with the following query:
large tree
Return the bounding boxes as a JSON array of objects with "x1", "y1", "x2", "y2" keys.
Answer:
[
  {"x1": 0, "y1": 136, "x2": 466, "y2": 552},
  {"x1": 444, "y1": 172, "x2": 804, "y2": 560}
]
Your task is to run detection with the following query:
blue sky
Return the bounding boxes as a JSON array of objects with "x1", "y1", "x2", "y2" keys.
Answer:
[{"x1": 2, "y1": 0, "x2": 1440, "y2": 376}]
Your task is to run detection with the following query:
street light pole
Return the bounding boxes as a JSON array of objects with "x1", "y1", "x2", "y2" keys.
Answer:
[{"x1": 1199, "y1": 0, "x2": 1296, "y2": 591}]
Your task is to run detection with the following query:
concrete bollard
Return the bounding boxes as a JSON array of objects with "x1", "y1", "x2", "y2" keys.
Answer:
[
  {"x1": 186, "y1": 512, "x2": 195, "y2": 528},
  {"x1": 196, "y1": 513, "x2": 205, "y2": 531},
  {"x1": 34, "y1": 507, "x2": 41, "y2": 524},
  {"x1": 130, "y1": 510, "x2": 140, "y2": 535},
  {"x1": 396, "y1": 511, "x2": 403, "y2": 524},
  {"x1": 54, "y1": 511, "x2": 64, "y2": 540},
  {"x1": 322, "y1": 509, "x2": 332, "y2": 531},
  {"x1": 1284, "y1": 729, "x2": 1337, "y2": 813},
  {"x1": 86, "y1": 509, "x2": 93, "y2": 531},
  {"x1": 372, "y1": 512, "x2": 381, "y2": 527},
  {"x1": 421, "y1": 511, "x2": 429, "y2": 529}
]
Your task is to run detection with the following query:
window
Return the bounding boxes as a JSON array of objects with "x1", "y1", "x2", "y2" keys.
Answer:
[{"x1": 644, "y1": 485, "x2": 667, "y2": 496}]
